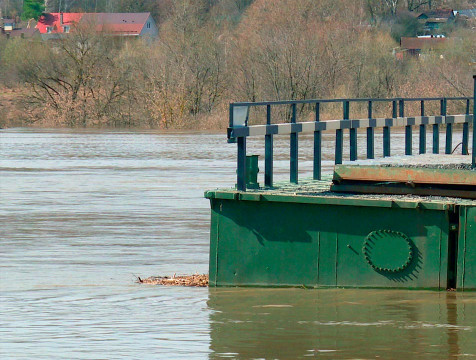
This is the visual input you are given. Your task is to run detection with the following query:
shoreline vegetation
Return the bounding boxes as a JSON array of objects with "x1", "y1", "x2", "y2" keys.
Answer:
[{"x1": 1, "y1": 0, "x2": 475, "y2": 130}]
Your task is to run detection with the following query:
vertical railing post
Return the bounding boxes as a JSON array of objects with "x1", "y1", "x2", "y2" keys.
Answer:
[
  {"x1": 347, "y1": 101, "x2": 357, "y2": 161},
  {"x1": 335, "y1": 129, "x2": 343, "y2": 164},
  {"x1": 401, "y1": 99, "x2": 412, "y2": 155},
  {"x1": 383, "y1": 101, "x2": 394, "y2": 157},
  {"x1": 313, "y1": 102, "x2": 322, "y2": 180},
  {"x1": 229, "y1": 103, "x2": 234, "y2": 129},
  {"x1": 290, "y1": 103, "x2": 298, "y2": 183},
  {"x1": 231, "y1": 103, "x2": 247, "y2": 191},
  {"x1": 433, "y1": 100, "x2": 440, "y2": 154},
  {"x1": 335, "y1": 101, "x2": 343, "y2": 164},
  {"x1": 265, "y1": 104, "x2": 273, "y2": 187},
  {"x1": 462, "y1": 99, "x2": 470, "y2": 155},
  {"x1": 443, "y1": 98, "x2": 452, "y2": 154},
  {"x1": 237, "y1": 136, "x2": 247, "y2": 191},
  {"x1": 472, "y1": 75, "x2": 476, "y2": 168},
  {"x1": 419, "y1": 100, "x2": 426, "y2": 154},
  {"x1": 367, "y1": 101, "x2": 374, "y2": 159}
]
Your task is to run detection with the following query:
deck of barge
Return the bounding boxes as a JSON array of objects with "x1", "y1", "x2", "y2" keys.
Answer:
[{"x1": 206, "y1": 155, "x2": 476, "y2": 206}]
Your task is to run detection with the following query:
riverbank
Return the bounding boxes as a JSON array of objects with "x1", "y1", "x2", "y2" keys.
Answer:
[
  {"x1": 0, "y1": 86, "x2": 229, "y2": 130},
  {"x1": 3, "y1": 84, "x2": 474, "y2": 132},
  {"x1": 0, "y1": 88, "x2": 26, "y2": 128}
]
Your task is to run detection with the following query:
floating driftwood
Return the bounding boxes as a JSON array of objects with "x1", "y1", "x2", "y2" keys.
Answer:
[{"x1": 137, "y1": 274, "x2": 208, "y2": 287}]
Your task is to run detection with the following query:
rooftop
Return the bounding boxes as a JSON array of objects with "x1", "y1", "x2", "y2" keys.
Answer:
[
  {"x1": 418, "y1": 8, "x2": 454, "y2": 19},
  {"x1": 456, "y1": 8, "x2": 476, "y2": 17},
  {"x1": 36, "y1": 12, "x2": 152, "y2": 35},
  {"x1": 400, "y1": 36, "x2": 447, "y2": 50}
]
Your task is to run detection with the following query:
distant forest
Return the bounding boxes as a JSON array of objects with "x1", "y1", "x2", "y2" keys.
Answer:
[{"x1": 0, "y1": 0, "x2": 475, "y2": 128}]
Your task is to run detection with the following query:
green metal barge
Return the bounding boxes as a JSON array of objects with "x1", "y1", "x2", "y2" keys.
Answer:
[{"x1": 206, "y1": 76, "x2": 476, "y2": 290}]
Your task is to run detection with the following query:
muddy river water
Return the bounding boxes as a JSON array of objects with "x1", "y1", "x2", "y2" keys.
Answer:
[{"x1": 1, "y1": 128, "x2": 475, "y2": 359}]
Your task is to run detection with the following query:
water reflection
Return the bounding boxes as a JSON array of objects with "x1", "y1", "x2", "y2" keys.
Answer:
[
  {"x1": 446, "y1": 292, "x2": 461, "y2": 359},
  {"x1": 208, "y1": 289, "x2": 476, "y2": 359}
]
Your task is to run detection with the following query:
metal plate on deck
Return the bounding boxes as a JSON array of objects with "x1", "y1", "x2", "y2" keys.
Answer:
[
  {"x1": 332, "y1": 158, "x2": 476, "y2": 199},
  {"x1": 333, "y1": 165, "x2": 476, "y2": 187},
  {"x1": 331, "y1": 184, "x2": 476, "y2": 200}
]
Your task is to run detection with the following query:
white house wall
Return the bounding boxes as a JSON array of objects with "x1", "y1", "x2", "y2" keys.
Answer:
[{"x1": 140, "y1": 15, "x2": 158, "y2": 39}]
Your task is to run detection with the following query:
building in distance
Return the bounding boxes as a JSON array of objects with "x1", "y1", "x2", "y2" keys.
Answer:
[
  {"x1": 36, "y1": 12, "x2": 158, "y2": 40},
  {"x1": 396, "y1": 35, "x2": 448, "y2": 60},
  {"x1": 417, "y1": 9, "x2": 455, "y2": 33},
  {"x1": 1, "y1": 17, "x2": 40, "y2": 38}
]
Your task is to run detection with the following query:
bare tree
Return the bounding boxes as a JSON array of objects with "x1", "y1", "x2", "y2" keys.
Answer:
[{"x1": 3, "y1": 23, "x2": 139, "y2": 127}]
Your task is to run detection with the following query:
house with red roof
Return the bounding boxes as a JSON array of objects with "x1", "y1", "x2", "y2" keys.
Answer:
[{"x1": 36, "y1": 12, "x2": 158, "y2": 39}]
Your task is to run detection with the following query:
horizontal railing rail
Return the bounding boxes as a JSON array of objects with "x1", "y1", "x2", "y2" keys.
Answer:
[
  {"x1": 228, "y1": 76, "x2": 476, "y2": 191},
  {"x1": 231, "y1": 96, "x2": 471, "y2": 107}
]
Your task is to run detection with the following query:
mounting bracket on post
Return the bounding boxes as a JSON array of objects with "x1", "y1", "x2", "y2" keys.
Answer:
[{"x1": 245, "y1": 155, "x2": 259, "y2": 189}]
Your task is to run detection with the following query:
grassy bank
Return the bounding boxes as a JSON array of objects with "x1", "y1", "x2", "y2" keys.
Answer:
[{"x1": 0, "y1": 87, "x2": 26, "y2": 128}]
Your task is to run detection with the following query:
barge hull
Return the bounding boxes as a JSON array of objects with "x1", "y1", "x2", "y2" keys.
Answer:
[{"x1": 206, "y1": 189, "x2": 465, "y2": 289}]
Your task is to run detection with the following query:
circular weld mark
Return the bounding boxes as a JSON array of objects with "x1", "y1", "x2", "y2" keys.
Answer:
[{"x1": 363, "y1": 230, "x2": 413, "y2": 273}]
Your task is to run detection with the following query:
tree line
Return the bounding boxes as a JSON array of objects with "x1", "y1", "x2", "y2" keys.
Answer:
[{"x1": 0, "y1": 0, "x2": 475, "y2": 129}]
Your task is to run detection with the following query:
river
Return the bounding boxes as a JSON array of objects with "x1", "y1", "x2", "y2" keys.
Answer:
[{"x1": 1, "y1": 128, "x2": 475, "y2": 359}]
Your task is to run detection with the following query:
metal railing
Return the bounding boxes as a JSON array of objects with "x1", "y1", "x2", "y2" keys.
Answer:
[{"x1": 228, "y1": 76, "x2": 476, "y2": 191}]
